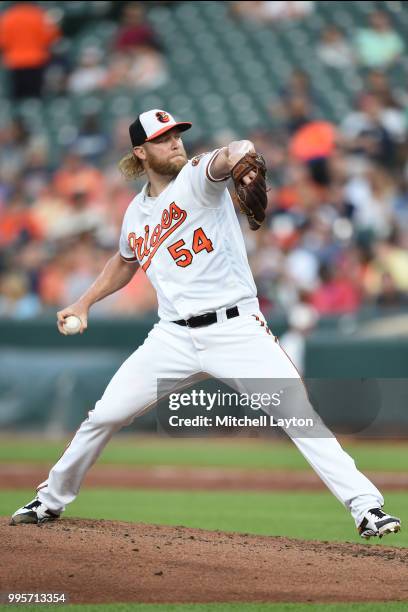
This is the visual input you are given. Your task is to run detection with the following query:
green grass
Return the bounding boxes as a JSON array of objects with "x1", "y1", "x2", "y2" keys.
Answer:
[
  {"x1": 1, "y1": 437, "x2": 407, "y2": 472},
  {"x1": 2, "y1": 489, "x2": 406, "y2": 546},
  {"x1": 1, "y1": 602, "x2": 408, "y2": 611}
]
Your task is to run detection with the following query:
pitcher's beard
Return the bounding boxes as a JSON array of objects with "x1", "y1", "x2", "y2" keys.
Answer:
[{"x1": 146, "y1": 152, "x2": 188, "y2": 177}]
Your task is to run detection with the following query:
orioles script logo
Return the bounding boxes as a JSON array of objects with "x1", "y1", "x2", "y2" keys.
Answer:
[{"x1": 128, "y1": 202, "x2": 187, "y2": 271}]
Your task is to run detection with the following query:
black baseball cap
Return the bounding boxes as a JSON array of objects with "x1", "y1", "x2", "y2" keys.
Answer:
[{"x1": 129, "y1": 109, "x2": 192, "y2": 146}]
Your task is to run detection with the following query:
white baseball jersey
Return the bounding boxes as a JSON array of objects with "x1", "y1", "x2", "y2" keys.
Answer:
[{"x1": 119, "y1": 150, "x2": 258, "y2": 320}]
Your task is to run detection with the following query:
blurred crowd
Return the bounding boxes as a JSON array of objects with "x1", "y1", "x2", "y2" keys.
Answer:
[
  {"x1": 0, "y1": 1, "x2": 408, "y2": 322},
  {"x1": 0, "y1": 1, "x2": 168, "y2": 99}
]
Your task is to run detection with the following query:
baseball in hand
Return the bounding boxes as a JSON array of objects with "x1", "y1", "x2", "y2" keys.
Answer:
[{"x1": 63, "y1": 315, "x2": 82, "y2": 335}]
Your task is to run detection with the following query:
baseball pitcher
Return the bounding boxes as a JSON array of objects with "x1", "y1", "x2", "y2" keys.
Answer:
[{"x1": 11, "y1": 110, "x2": 401, "y2": 540}]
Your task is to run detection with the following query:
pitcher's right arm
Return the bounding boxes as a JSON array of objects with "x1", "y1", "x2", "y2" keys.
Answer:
[{"x1": 57, "y1": 252, "x2": 139, "y2": 335}]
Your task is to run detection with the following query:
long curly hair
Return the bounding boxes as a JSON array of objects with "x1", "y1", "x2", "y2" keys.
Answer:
[{"x1": 118, "y1": 151, "x2": 145, "y2": 180}]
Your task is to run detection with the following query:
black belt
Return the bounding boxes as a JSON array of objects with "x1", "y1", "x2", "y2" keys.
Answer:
[{"x1": 174, "y1": 306, "x2": 239, "y2": 328}]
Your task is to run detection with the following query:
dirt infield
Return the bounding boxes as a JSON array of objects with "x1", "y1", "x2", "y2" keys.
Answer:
[
  {"x1": 1, "y1": 517, "x2": 407, "y2": 604},
  {"x1": 0, "y1": 464, "x2": 407, "y2": 491}
]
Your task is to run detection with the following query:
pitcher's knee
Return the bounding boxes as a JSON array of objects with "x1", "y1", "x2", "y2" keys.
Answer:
[{"x1": 87, "y1": 400, "x2": 134, "y2": 429}]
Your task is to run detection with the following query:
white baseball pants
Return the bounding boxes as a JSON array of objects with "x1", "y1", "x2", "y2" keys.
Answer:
[{"x1": 38, "y1": 299, "x2": 383, "y2": 526}]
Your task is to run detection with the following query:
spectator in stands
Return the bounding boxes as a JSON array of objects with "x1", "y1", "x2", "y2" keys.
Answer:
[
  {"x1": 366, "y1": 70, "x2": 400, "y2": 109},
  {"x1": 393, "y1": 178, "x2": 408, "y2": 228},
  {"x1": 62, "y1": 237, "x2": 102, "y2": 306},
  {"x1": 67, "y1": 46, "x2": 107, "y2": 95},
  {"x1": 38, "y1": 247, "x2": 73, "y2": 308},
  {"x1": 127, "y1": 45, "x2": 168, "y2": 90},
  {"x1": 376, "y1": 272, "x2": 408, "y2": 309},
  {"x1": 281, "y1": 69, "x2": 313, "y2": 101},
  {"x1": 49, "y1": 190, "x2": 105, "y2": 241},
  {"x1": 289, "y1": 120, "x2": 336, "y2": 188},
  {"x1": 0, "y1": 2, "x2": 61, "y2": 99},
  {"x1": 355, "y1": 11, "x2": 404, "y2": 68},
  {"x1": 270, "y1": 70, "x2": 314, "y2": 129},
  {"x1": 0, "y1": 188, "x2": 43, "y2": 249},
  {"x1": 280, "y1": 303, "x2": 318, "y2": 373},
  {"x1": 341, "y1": 93, "x2": 400, "y2": 168},
  {"x1": 114, "y1": 2, "x2": 160, "y2": 53},
  {"x1": 107, "y1": 2, "x2": 168, "y2": 91},
  {"x1": 74, "y1": 113, "x2": 110, "y2": 165},
  {"x1": 53, "y1": 152, "x2": 105, "y2": 206},
  {"x1": 107, "y1": 2, "x2": 167, "y2": 92},
  {"x1": 248, "y1": 224, "x2": 286, "y2": 300},
  {"x1": 311, "y1": 260, "x2": 361, "y2": 315},
  {"x1": 30, "y1": 185, "x2": 70, "y2": 240},
  {"x1": 106, "y1": 45, "x2": 168, "y2": 91},
  {"x1": 345, "y1": 164, "x2": 396, "y2": 237},
  {"x1": 284, "y1": 96, "x2": 313, "y2": 135},
  {"x1": 12, "y1": 239, "x2": 46, "y2": 296},
  {"x1": 372, "y1": 232, "x2": 408, "y2": 295},
  {"x1": 43, "y1": 39, "x2": 71, "y2": 96},
  {"x1": 365, "y1": 71, "x2": 406, "y2": 145},
  {"x1": 0, "y1": 270, "x2": 41, "y2": 318},
  {"x1": 317, "y1": 26, "x2": 355, "y2": 69},
  {"x1": 232, "y1": 1, "x2": 314, "y2": 24},
  {"x1": 0, "y1": 118, "x2": 31, "y2": 186},
  {"x1": 284, "y1": 232, "x2": 320, "y2": 294},
  {"x1": 24, "y1": 138, "x2": 52, "y2": 199}
]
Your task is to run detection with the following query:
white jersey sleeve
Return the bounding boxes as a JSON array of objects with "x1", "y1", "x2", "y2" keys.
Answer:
[
  {"x1": 119, "y1": 205, "x2": 139, "y2": 263},
  {"x1": 188, "y1": 149, "x2": 230, "y2": 207}
]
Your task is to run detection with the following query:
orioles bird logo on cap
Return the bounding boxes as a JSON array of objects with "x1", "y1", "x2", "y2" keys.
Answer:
[{"x1": 156, "y1": 111, "x2": 170, "y2": 123}]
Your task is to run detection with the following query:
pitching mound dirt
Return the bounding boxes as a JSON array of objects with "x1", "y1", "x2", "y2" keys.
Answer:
[{"x1": 1, "y1": 517, "x2": 407, "y2": 604}]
